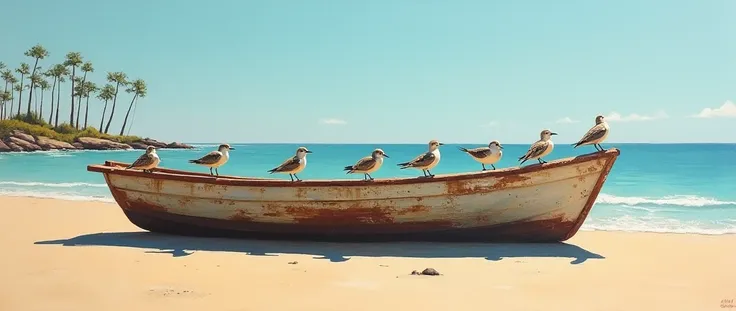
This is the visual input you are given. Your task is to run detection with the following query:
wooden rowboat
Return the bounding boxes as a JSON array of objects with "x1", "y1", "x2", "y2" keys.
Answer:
[{"x1": 87, "y1": 148, "x2": 621, "y2": 243}]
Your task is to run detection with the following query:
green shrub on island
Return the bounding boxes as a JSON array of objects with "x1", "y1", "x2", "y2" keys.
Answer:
[{"x1": 0, "y1": 113, "x2": 141, "y2": 144}]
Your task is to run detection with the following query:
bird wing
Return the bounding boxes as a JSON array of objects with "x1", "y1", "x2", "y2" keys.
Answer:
[
  {"x1": 402, "y1": 152, "x2": 436, "y2": 167},
  {"x1": 351, "y1": 156, "x2": 377, "y2": 171},
  {"x1": 271, "y1": 156, "x2": 300, "y2": 172},
  {"x1": 465, "y1": 147, "x2": 492, "y2": 158},
  {"x1": 194, "y1": 151, "x2": 222, "y2": 165},
  {"x1": 520, "y1": 141, "x2": 549, "y2": 161},
  {"x1": 128, "y1": 153, "x2": 155, "y2": 168},
  {"x1": 575, "y1": 124, "x2": 608, "y2": 145}
]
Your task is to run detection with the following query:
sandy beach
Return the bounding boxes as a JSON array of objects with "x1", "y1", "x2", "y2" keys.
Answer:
[{"x1": 0, "y1": 196, "x2": 734, "y2": 311}]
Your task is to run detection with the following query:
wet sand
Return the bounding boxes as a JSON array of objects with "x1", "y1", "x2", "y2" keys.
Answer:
[{"x1": 1, "y1": 196, "x2": 734, "y2": 311}]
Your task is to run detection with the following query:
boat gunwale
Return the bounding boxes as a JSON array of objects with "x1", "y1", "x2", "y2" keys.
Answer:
[{"x1": 87, "y1": 148, "x2": 620, "y2": 188}]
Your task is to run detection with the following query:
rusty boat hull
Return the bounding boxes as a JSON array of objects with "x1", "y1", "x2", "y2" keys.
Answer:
[{"x1": 86, "y1": 148, "x2": 621, "y2": 243}]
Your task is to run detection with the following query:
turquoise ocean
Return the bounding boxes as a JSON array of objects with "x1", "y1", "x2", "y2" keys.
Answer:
[{"x1": 1, "y1": 143, "x2": 735, "y2": 235}]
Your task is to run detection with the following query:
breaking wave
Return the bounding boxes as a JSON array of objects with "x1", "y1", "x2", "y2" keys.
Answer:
[{"x1": 595, "y1": 193, "x2": 736, "y2": 207}]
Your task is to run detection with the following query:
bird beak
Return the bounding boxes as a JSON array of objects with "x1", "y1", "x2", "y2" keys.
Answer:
[
  {"x1": 306, "y1": 150, "x2": 313, "y2": 153},
  {"x1": 229, "y1": 147, "x2": 236, "y2": 150},
  {"x1": 438, "y1": 143, "x2": 445, "y2": 146},
  {"x1": 383, "y1": 154, "x2": 390, "y2": 158},
  {"x1": 551, "y1": 132, "x2": 558, "y2": 136},
  {"x1": 499, "y1": 146, "x2": 504, "y2": 149}
]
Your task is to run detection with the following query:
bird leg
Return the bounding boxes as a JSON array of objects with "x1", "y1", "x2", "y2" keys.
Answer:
[
  {"x1": 538, "y1": 158, "x2": 547, "y2": 164},
  {"x1": 426, "y1": 170, "x2": 435, "y2": 178},
  {"x1": 421, "y1": 169, "x2": 428, "y2": 177},
  {"x1": 215, "y1": 168, "x2": 219, "y2": 176},
  {"x1": 293, "y1": 174, "x2": 302, "y2": 182},
  {"x1": 491, "y1": 164, "x2": 496, "y2": 170},
  {"x1": 482, "y1": 164, "x2": 487, "y2": 171},
  {"x1": 593, "y1": 144, "x2": 601, "y2": 151},
  {"x1": 209, "y1": 167, "x2": 214, "y2": 176},
  {"x1": 597, "y1": 144, "x2": 606, "y2": 151},
  {"x1": 289, "y1": 174, "x2": 294, "y2": 182},
  {"x1": 366, "y1": 173, "x2": 374, "y2": 181}
]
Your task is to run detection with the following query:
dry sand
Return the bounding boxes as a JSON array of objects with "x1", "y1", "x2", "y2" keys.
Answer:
[{"x1": 0, "y1": 196, "x2": 734, "y2": 311}]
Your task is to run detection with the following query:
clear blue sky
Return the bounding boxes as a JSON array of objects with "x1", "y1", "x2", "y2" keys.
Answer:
[{"x1": 1, "y1": 0, "x2": 734, "y2": 144}]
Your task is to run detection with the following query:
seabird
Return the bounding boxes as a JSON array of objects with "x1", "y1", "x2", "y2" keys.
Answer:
[
  {"x1": 458, "y1": 140, "x2": 504, "y2": 171},
  {"x1": 267, "y1": 146, "x2": 312, "y2": 182},
  {"x1": 343, "y1": 148, "x2": 390, "y2": 181},
  {"x1": 518, "y1": 129, "x2": 557, "y2": 166},
  {"x1": 572, "y1": 115, "x2": 609, "y2": 152},
  {"x1": 188, "y1": 143, "x2": 235, "y2": 176},
  {"x1": 126, "y1": 146, "x2": 160, "y2": 173},
  {"x1": 397, "y1": 140, "x2": 444, "y2": 178}
]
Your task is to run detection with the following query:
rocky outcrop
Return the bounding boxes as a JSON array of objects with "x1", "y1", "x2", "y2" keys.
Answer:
[
  {"x1": 6, "y1": 137, "x2": 42, "y2": 151},
  {"x1": 75, "y1": 137, "x2": 132, "y2": 150},
  {"x1": 166, "y1": 142, "x2": 194, "y2": 149},
  {"x1": 129, "y1": 142, "x2": 149, "y2": 150},
  {"x1": 35, "y1": 136, "x2": 77, "y2": 150},
  {"x1": 0, "y1": 129, "x2": 196, "y2": 153},
  {"x1": 0, "y1": 140, "x2": 10, "y2": 152},
  {"x1": 11, "y1": 130, "x2": 36, "y2": 144}
]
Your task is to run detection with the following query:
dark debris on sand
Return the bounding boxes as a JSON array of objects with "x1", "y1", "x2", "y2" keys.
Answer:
[{"x1": 411, "y1": 268, "x2": 441, "y2": 276}]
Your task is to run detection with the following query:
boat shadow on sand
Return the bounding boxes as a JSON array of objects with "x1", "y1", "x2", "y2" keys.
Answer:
[{"x1": 35, "y1": 232, "x2": 605, "y2": 265}]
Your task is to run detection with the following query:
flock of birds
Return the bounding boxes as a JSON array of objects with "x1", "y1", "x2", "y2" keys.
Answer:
[{"x1": 125, "y1": 115, "x2": 611, "y2": 182}]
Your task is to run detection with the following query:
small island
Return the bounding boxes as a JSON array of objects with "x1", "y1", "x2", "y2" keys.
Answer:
[{"x1": 0, "y1": 44, "x2": 192, "y2": 152}]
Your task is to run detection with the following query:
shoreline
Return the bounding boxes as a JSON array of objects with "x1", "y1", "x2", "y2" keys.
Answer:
[{"x1": 1, "y1": 196, "x2": 735, "y2": 310}]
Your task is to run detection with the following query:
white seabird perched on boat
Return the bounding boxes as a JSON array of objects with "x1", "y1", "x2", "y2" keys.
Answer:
[
  {"x1": 126, "y1": 146, "x2": 160, "y2": 173},
  {"x1": 572, "y1": 115, "x2": 610, "y2": 152},
  {"x1": 397, "y1": 139, "x2": 444, "y2": 178},
  {"x1": 343, "y1": 148, "x2": 390, "y2": 181},
  {"x1": 458, "y1": 140, "x2": 504, "y2": 171},
  {"x1": 188, "y1": 143, "x2": 235, "y2": 176},
  {"x1": 267, "y1": 146, "x2": 312, "y2": 182},
  {"x1": 519, "y1": 129, "x2": 557, "y2": 166}
]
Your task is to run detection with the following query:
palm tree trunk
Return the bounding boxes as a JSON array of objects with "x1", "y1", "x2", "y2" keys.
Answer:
[
  {"x1": 26, "y1": 58, "x2": 39, "y2": 115},
  {"x1": 100, "y1": 99, "x2": 108, "y2": 131},
  {"x1": 119, "y1": 94, "x2": 138, "y2": 136},
  {"x1": 9, "y1": 84, "x2": 14, "y2": 119},
  {"x1": 34, "y1": 86, "x2": 39, "y2": 114},
  {"x1": 83, "y1": 95, "x2": 90, "y2": 129},
  {"x1": 49, "y1": 78, "x2": 56, "y2": 124},
  {"x1": 55, "y1": 80, "x2": 61, "y2": 128},
  {"x1": 2, "y1": 81, "x2": 8, "y2": 119},
  {"x1": 17, "y1": 75, "x2": 24, "y2": 116},
  {"x1": 75, "y1": 72, "x2": 87, "y2": 129},
  {"x1": 39, "y1": 87, "x2": 44, "y2": 119},
  {"x1": 69, "y1": 66, "x2": 76, "y2": 128},
  {"x1": 103, "y1": 83, "x2": 120, "y2": 134}
]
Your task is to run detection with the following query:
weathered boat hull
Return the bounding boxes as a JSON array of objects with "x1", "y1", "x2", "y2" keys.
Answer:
[{"x1": 87, "y1": 148, "x2": 621, "y2": 243}]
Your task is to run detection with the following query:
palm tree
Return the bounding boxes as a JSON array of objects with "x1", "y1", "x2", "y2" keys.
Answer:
[
  {"x1": 1, "y1": 70, "x2": 13, "y2": 112},
  {"x1": 50, "y1": 64, "x2": 69, "y2": 127},
  {"x1": 0, "y1": 91, "x2": 12, "y2": 120},
  {"x1": 38, "y1": 78, "x2": 49, "y2": 118},
  {"x1": 81, "y1": 81, "x2": 98, "y2": 129},
  {"x1": 97, "y1": 84, "x2": 115, "y2": 130},
  {"x1": 103, "y1": 71, "x2": 128, "y2": 134},
  {"x1": 75, "y1": 62, "x2": 94, "y2": 129},
  {"x1": 4, "y1": 75, "x2": 17, "y2": 119},
  {"x1": 28, "y1": 73, "x2": 42, "y2": 115},
  {"x1": 64, "y1": 52, "x2": 83, "y2": 127},
  {"x1": 24, "y1": 44, "x2": 49, "y2": 116},
  {"x1": 15, "y1": 63, "x2": 30, "y2": 117},
  {"x1": 119, "y1": 79, "x2": 147, "y2": 135}
]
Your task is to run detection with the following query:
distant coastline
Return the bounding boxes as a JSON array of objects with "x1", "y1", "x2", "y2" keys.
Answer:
[{"x1": 0, "y1": 119, "x2": 192, "y2": 152}]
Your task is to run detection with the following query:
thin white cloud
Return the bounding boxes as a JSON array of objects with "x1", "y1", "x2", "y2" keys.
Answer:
[
  {"x1": 319, "y1": 118, "x2": 347, "y2": 125},
  {"x1": 692, "y1": 101, "x2": 736, "y2": 118},
  {"x1": 555, "y1": 117, "x2": 579, "y2": 124},
  {"x1": 605, "y1": 111, "x2": 668, "y2": 122},
  {"x1": 480, "y1": 121, "x2": 499, "y2": 128}
]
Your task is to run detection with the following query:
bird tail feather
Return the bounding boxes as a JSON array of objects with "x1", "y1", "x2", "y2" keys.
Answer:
[{"x1": 457, "y1": 146, "x2": 469, "y2": 153}]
